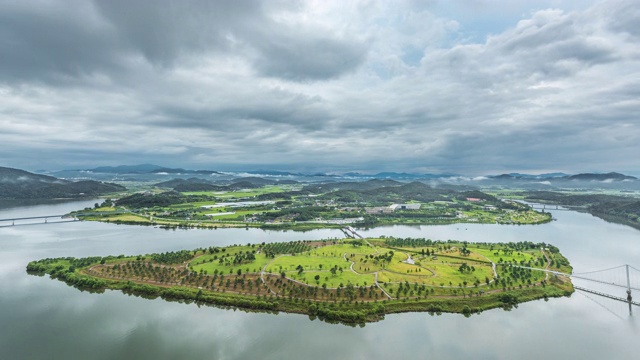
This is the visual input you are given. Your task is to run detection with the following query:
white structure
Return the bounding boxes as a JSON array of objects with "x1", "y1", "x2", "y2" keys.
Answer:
[
  {"x1": 201, "y1": 201, "x2": 275, "y2": 209},
  {"x1": 390, "y1": 203, "x2": 421, "y2": 210}
]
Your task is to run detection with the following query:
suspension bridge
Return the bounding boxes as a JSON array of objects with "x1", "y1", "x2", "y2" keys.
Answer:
[{"x1": 508, "y1": 263, "x2": 640, "y2": 309}]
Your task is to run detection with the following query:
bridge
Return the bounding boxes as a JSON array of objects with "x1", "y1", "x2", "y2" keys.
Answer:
[
  {"x1": 0, "y1": 211, "x2": 128, "y2": 227},
  {"x1": 342, "y1": 226, "x2": 363, "y2": 239},
  {"x1": 529, "y1": 204, "x2": 588, "y2": 211},
  {"x1": 506, "y1": 263, "x2": 640, "y2": 310}
]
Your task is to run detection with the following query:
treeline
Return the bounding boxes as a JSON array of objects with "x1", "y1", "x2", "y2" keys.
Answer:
[
  {"x1": 524, "y1": 191, "x2": 618, "y2": 206},
  {"x1": 114, "y1": 191, "x2": 213, "y2": 208},
  {"x1": 262, "y1": 241, "x2": 313, "y2": 257},
  {"x1": 121, "y1": 282, "x2": 280, "y2": 311},
  {"x1": 151, "y1": 250, "x2": 193, "y2": 264},
  {"x1": 384, "y1": 238, "x2": 552, "y2": 253},
  {"x1": 27, "y1": 258, "x2": 107, "y2": 289},
  {"x1": 385, "y1": 237, "x2": 437, "y2": 247},
  {"x1": 525, "y1": 191, "x2": 640, "y2": 229},
  {"x1": 0, "y1": 180, "x2": 125, "y2": 199},
  {"x1": 458, "y1": 190, "x2": 526, "y2": 210},
  {"x1": 260, "y1": 206, "x2": 329, "y2": 221},
  {"x1": 317, "y1": 182, "x2": 454, "y2": 205},
  {"x1": 308, "y1": 302, "x2": 385, "y2": 323}
]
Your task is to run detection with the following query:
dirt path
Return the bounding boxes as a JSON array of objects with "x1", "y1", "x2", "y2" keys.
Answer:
[{"x1": 541, "y1": 248, "x2": 551, "y2": 280}]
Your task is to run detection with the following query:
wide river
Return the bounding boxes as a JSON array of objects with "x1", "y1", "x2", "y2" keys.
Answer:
[{"x1": 1, "y1": 200, "x2": 638, "y2": 360}]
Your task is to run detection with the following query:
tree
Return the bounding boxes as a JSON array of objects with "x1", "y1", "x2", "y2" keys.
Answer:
[{"x1": 314, "y1": 274, "x2": 321, "y2": 282}]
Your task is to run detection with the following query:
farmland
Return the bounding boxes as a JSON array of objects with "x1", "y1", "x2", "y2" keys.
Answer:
[{"x1": 73, "y1": 180, "x2": 552, "y2": 230}]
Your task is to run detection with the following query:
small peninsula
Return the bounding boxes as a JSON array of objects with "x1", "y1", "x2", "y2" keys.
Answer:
[{"x1": 28, "y1": 237, "x2": 573, "y2": 324}]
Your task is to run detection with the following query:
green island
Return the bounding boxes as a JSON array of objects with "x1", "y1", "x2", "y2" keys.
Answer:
[
  {"x1": 27, "y1": 237, "x2": 573, "y2": 325},
  {"x1": 73, "y1": 181, "x2": 552, "y2": 230}
]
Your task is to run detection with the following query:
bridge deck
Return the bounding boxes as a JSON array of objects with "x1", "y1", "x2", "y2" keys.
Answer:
[
  {"x1": 575, "y1": 286, "x2": 639, "y2": 307},
  {"x1": 0, "y1": 214, "x2": 68, "y2": 221}
]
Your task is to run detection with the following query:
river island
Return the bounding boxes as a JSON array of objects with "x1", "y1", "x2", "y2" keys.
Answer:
[{"x1": 28, "y1": 237, "x2": 573, "y2": 324}]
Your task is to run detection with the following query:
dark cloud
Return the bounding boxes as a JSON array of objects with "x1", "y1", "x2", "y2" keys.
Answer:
[
  {"x1": 0, "y1": 0, "x2": 638, "y2": 174},
  {"x1": 0, "y1": 0, "x2": 367, "y2": 84},
  {"x1": 0, "y1": 1, "x2": 122, "y2": 83},
  {"x1": 93, "y1": 0, "x2": 263, "y2": 65},
  {"x1": 251, "y1": 32, "x2": 369, "y2": 80}
]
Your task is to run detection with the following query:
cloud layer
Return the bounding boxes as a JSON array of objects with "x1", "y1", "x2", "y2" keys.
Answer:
[{"x1": 1, "y1": 0, "x2": 638, "y2": 174}]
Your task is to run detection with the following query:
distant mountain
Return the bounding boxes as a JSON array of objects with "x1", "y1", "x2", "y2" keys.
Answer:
[
  {"x1": 0, "y1": 166, "x2": 67, "y2": 184},
  {"x1": 342, "y1": 172, "x2": 458, "y2": 180},
  {"x1": 174, "y1": 183, "x2": 227, "y2": 192},
  {"x1": 491, "y1": 174, "x2": 517, "y2": 180},
  {"x1": 86, "y1": 164, "x2": 221, "y2": 175},
  {"x1": 304, "y1": 179, "x2": 402, "y2": 193},
  {"x1": 491, "y1": 173, "x2": 569, "y2": 179},
  {"x1": 246, "y1": 170, "x2": 301, "y2": 176},
  {"x1": 374, "y1": 172, "x2": 427, "y2": 179},
  {"x1": 0, "y1": 166, "x2": 125, "y2": 199},
  {"x1": 566, "y1": 172, "x2": 637, "y2": 181},
  {"x1": 154, "y1": 176, "x2": 297, "y2": 192},
  {"x1": 151, "y1": 168, "x2": 220, "y2": 175},
  {"x1": 88, "y1": 164, "x2": 164, "y2": 174},
  {"x1": 533, "y1": 173, "x2": 569, "y2": 178},
  {"x1": 154, "y1": 178, "x2": 212, "y2": 188},
  {"x1": 231, "y1": 177, "x2": 279, "y2": 186}
]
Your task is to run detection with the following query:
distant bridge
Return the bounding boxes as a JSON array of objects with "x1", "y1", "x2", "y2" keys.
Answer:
[
  {"x1": 342, "y1": 226, "x2": 363, "y2": 239},
  {"x1": 529, "y1": 204, "x2": 588, "y2": 211},
  {"x1": 0, "y1": 211, "x2": 128, "y2": 227}
]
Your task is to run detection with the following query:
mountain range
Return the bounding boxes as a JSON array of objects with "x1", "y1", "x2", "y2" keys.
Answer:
[
  {"x1": 77, "y1": 164, "x2": 637, "y2": 182},
  {"x1": 0, "y1": 166, "x2": 125, "y2": 199}
]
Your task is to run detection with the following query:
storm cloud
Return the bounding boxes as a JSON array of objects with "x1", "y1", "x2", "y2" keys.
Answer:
[{"x1": 0, "y1": 0, "x2": 638, "y2": 175}]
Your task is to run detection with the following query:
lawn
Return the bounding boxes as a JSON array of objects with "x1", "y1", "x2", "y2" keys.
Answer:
[{"x1": 266, "y1": 254, "x2": 351, "y2": 273}]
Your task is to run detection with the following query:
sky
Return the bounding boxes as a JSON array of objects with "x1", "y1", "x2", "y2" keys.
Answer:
[{"x1": 1, "y1": 0, "x2": 639, "y2": 175}]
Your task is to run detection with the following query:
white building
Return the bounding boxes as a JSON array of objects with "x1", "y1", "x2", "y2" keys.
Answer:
[{"x1": 390, "y1": 203, "x2": 421, "y2": 210}]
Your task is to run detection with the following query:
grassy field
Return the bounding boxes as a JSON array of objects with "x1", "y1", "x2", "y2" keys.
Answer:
[
  {"x1": 286, "y1": 269, "x2": 377, "y2": 288},
  {"x1": 28, "y1": 236, "x2": 574, "y2": 324},
  {"x1": 191, "y1": 252, "x2": 271, "y2": 275},
  {"x1": 470, "y1": 246, "x2": 539, "y2": 264}
]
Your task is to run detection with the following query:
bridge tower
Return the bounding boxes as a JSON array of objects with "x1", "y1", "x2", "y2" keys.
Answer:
[{"x1": 627, "y1": 264, "x2": 633, "y2": 302}]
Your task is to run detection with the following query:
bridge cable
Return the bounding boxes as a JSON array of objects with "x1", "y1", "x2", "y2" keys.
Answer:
[
  {"x1": 575, "y1": 289, "x2": 627, "y2": 321},
  {"x1": 572, "y1": 264, "x2": 627, "y2": 276}
]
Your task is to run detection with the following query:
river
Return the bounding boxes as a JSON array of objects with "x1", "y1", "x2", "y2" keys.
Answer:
[{"x1": 1, "y1": 200, "x2": 638, "y2": 360}]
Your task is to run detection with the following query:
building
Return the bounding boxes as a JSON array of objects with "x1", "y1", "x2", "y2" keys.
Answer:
[
  {"x1": 390, "y1": 203, "x2": 422, "y2": 210},
  {"x1": 365, "y1": 207, "x2": 394, "y2": 214}
]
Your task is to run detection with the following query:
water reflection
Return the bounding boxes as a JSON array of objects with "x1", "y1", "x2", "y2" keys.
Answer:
[{"x1": 0, "y1": 201, "x2": 639, "y2": 360}]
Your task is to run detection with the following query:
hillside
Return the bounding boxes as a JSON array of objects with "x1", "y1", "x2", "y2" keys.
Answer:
[
  {"x1": 525, "y1": 191, "x2": 640, "y2": 229},
  {"x1": 0, "y1": 166, "x2": 126, "y2": 199},
  {"x1": 565, "y1": 172, "x2": 637, "y2": 181}
]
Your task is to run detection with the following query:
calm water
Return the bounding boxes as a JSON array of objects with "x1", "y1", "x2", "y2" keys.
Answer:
[{"x1": 1, "y1": 200, "x2": 638, "y2": 360}]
